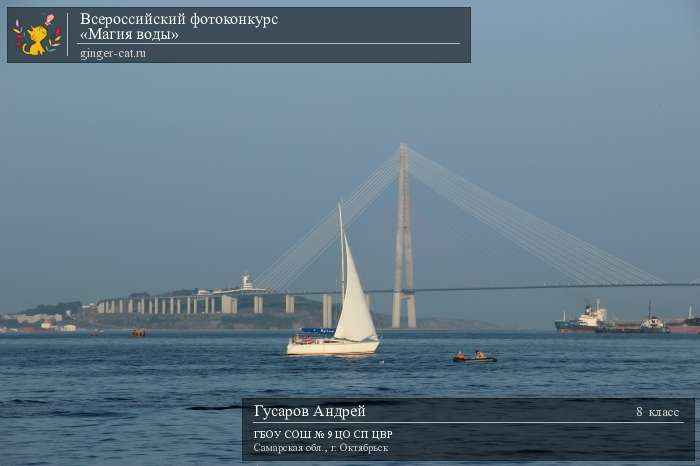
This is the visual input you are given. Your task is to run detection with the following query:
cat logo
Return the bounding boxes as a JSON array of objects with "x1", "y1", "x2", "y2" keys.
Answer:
[{"x1": 12, "y1": 13, "x2": 62, "y2": 56}]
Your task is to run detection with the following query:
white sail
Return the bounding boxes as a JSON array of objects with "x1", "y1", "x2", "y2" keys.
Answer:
[{"x1": 333, "y1": 234, "x2": 377, "y2": 342}]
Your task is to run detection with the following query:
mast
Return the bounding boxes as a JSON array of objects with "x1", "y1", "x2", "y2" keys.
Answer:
[{"x1": 338, "y1": 202, "x2": 345, "y2": 301}]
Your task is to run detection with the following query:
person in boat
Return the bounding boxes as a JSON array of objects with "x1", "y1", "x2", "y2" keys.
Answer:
[
  {"x1": 455, "y1": 351, "x2": 466, "y2": 360},
  {"x1": 475, "y1": 350, "x2": 487, "y2": 359}
]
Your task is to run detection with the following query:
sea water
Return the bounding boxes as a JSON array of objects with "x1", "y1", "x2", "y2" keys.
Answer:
[{"x1": 1, "y1": 331, "x2": 698, "y2": 465}]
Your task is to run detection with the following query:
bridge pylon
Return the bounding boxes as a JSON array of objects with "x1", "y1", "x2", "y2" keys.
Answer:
[{"x1": 392, "y1": 143, "x2": 417, "y2": 328}]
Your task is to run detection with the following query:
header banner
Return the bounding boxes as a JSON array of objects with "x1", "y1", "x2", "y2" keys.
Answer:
[{"x1": 7, "y1": 7, "x2": 471, "y2": 63}]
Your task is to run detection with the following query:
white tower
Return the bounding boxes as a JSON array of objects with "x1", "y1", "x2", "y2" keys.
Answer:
[{"x1": 241, "y1": 272, "x2": 254, "y2": 291}]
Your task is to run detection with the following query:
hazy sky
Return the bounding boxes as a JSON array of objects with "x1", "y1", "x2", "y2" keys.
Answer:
[{"x1": 2, "y1": 0, "x2": 699, "y2": 327}]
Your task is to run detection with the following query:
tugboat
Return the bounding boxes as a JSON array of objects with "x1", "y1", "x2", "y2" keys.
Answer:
[
  {"x1": 131, "y1": 328, "x2": 146, "y2": 337},
  {"x1": 640, "y1": 301, "x2": 669, "y2": 334},
  {"x1": 555, "y1": 300, "x2": 608, "y2": 333}
]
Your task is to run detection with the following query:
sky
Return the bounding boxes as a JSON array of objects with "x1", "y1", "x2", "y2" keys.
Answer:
[{"x1": 1, "y1": 0, "x2": 699, "y2": 328}]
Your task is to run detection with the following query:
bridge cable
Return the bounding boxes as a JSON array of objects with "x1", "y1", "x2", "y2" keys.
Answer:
[
  {"x1": 408, "y1": 147, "x2": 663, "y2": 285},
  {"x1": 257, "y1": 151, "x2": 399, "y2": 291}
]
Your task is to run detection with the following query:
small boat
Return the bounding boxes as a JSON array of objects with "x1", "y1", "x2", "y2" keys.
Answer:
[
  {"x1": 453, "y1": 356, "x2": 498, "y2": 363},
  {"x1": 131, "y1": 328, "x2": 146, "y2": 337}
]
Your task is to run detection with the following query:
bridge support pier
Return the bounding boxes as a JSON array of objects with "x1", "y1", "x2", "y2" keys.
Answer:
[
  {"x1": 392, "y1": 143, "x2": 417, "y2": 328},
  {"x1": 322, "y1": 294, "x2": 333, "y2": 327},
  {"x1": 222, "y1": 295, "x2": 238, "y2": 314},
  {"x1": 405, "y1": 294, "x2": 416, "y2": 328},
  {"x1": 254, "y1": 296, "x2": 264, "y2": 314},
  {"x1": 285, "y1": 295, "x2": 295, "y2": 314}
]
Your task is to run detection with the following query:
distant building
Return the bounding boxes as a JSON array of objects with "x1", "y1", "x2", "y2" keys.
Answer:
[
  {"x1": 241, "y1": 272, "x2": 254, "y2": 291},
  {"x1": 202, "y1": 272, "x2": 268, "y2": 296},
  {"x1": 228, "y1": 272, "x2": 267, "y2": 294}
]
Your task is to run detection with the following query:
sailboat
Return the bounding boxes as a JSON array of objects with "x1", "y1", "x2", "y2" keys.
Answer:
[{"x1": 286, "y1": 205, "x2": 380, "y2": 355}]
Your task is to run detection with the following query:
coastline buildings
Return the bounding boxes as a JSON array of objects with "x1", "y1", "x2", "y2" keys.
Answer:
[
  {"x1": 14, "y1": 313, "x2": 64, "y2": 324},
  {"x1": 0, "y1": 313, "x2": 78, "y2": 333}
]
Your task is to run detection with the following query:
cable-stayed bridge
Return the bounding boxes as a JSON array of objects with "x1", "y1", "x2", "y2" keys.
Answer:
[
  {"x1": 254, "y1": 144, "x2": 698, "y2": 328},
  {"x1": 96, "y1": 144, "x2": 699, "y2": 327}
]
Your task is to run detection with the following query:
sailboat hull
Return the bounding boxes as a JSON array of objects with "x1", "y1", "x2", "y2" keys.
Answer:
[{"x1": 287, "y1": 339, "x2": 379, "y2": 355}]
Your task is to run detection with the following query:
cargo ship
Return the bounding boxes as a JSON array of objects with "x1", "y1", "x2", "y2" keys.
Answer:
[
  {"x1": 595, "y1": 320, "x2": 643, "y2": 333},
  {"x1": 597, "y1": 317, "x2": 670, "y2": 334},
  {"x1": 555, "y1": 300, "x2": 608, "y2": 333},
  {"x1": 556, "y1": 301, "x2": 699, "y2": 334},
  {"x1": 666, "y1": 306, "x2": 700, "y2": 334},
  {"x1": 596, "y1": 301, "x2": 669, "y2": 334}
]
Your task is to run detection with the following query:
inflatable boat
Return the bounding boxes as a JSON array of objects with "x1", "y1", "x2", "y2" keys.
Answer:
[{"x1": 453, "y1": 356, "x2": 497, "y2": 363}]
